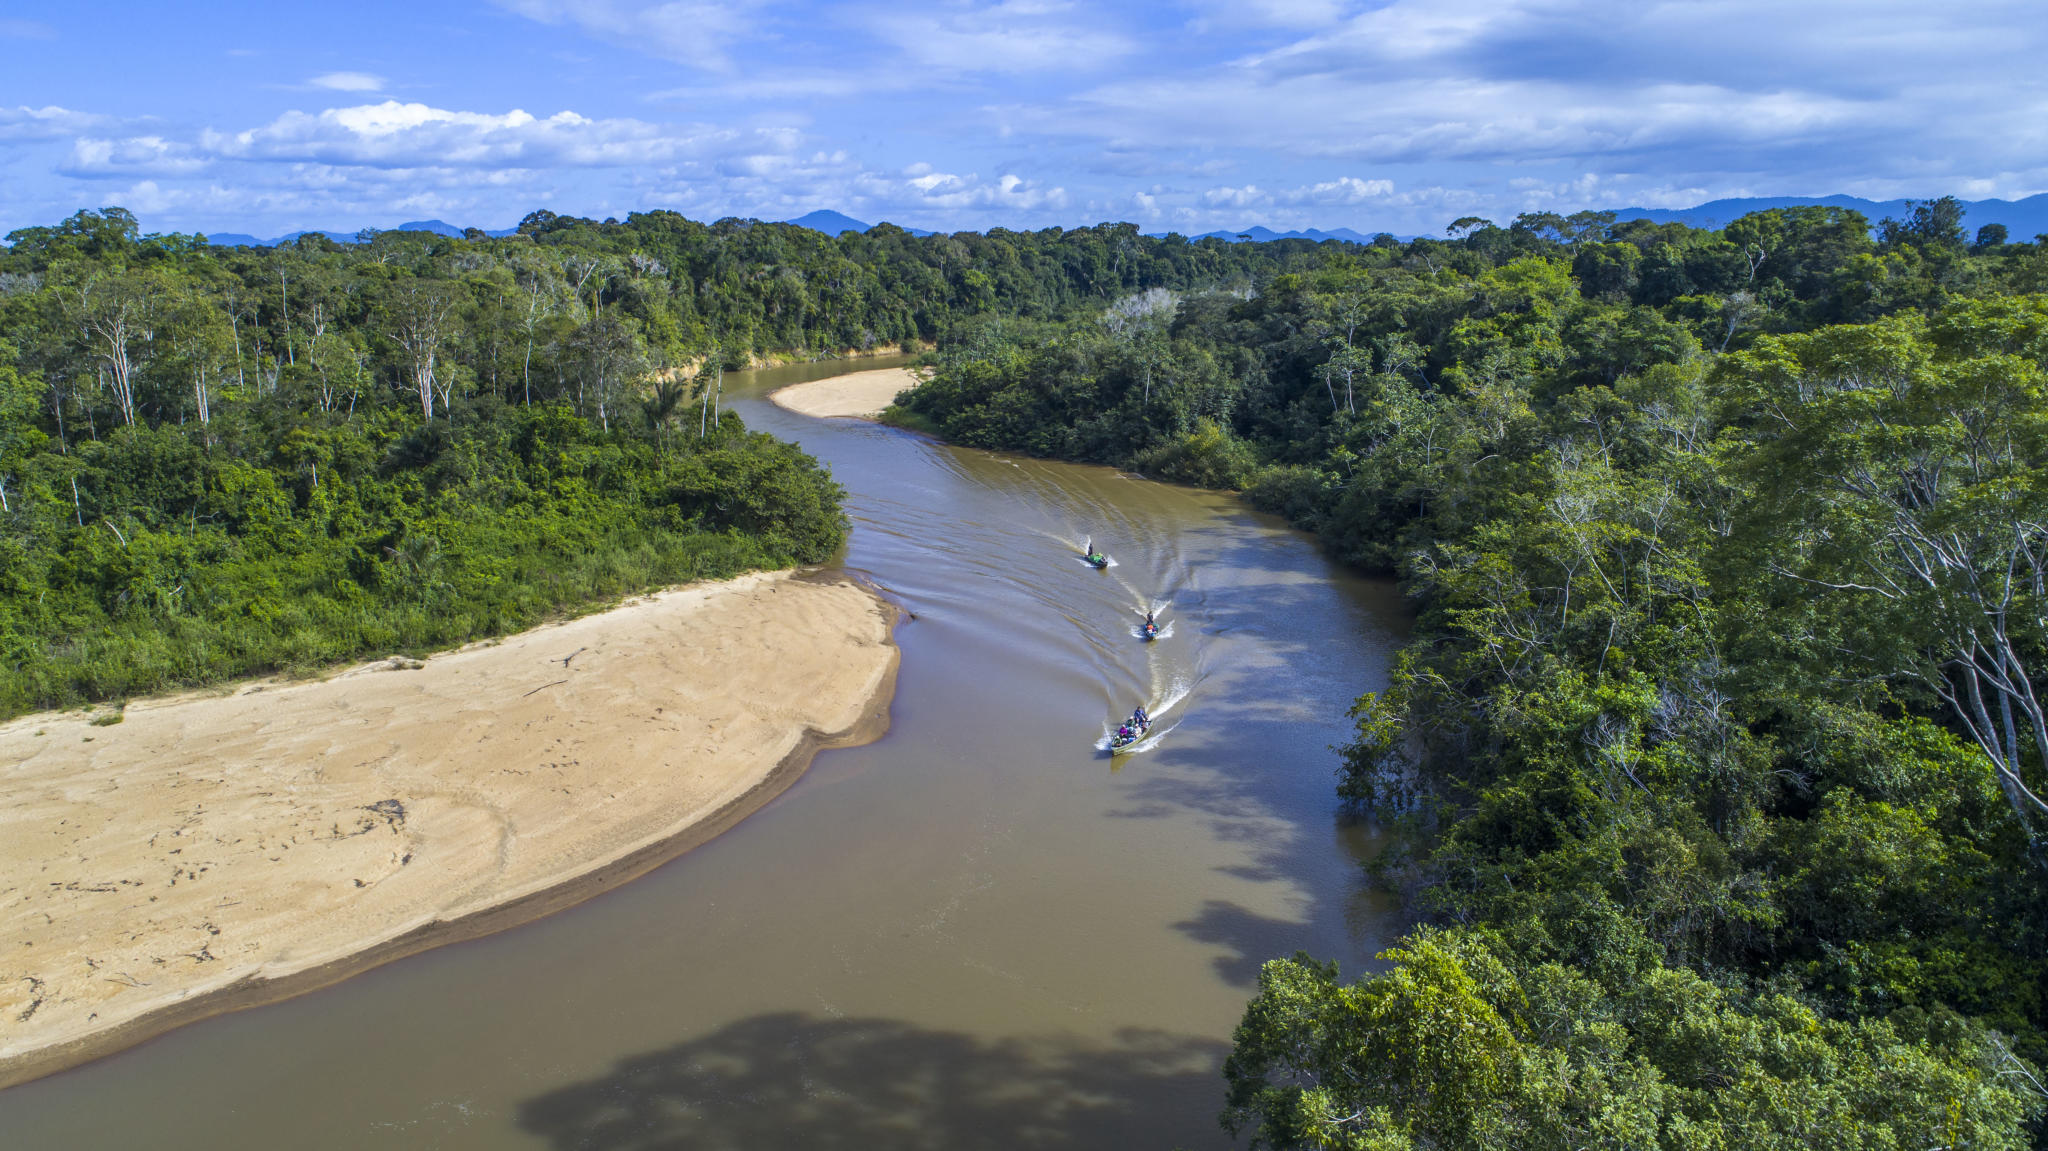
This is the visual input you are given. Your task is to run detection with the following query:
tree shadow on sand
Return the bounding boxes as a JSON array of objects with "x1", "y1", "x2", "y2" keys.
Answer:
[{"x1": 516, "y1": 1012, "x2": 1235, "y2": 1151}]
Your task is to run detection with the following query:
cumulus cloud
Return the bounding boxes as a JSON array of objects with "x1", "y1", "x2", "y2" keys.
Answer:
[
  {"x1": 201, "y1": 101, "x2": 730, "y2": 169},
  {"x1": 309, "y1": 72, "x2": 385, "y2": 93},
  {"x1": 63, "y1": 135, "x2": 208, "y2": 178},
  {"x1": 10, "y1": 0, "x2": 2046, "y2": 237},
  {"x1": 900, "y1": 169, "x2": 1067, "y2": 211},
  {"x1": 1048, "y1": 0, "x2": 2048, "y2": 200}
]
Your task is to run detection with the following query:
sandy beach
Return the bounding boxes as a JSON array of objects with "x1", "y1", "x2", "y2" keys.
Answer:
[
  {"x1": 0, "y1": 570, "x2": 898, "y2": 1088},
  {"x1": 770, "y1": 367, "x2": 921, "y2": 418}
]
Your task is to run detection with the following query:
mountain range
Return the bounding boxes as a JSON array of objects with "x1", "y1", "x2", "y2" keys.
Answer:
[
  {"x1": 195, "y1": 193, "x2": 2048, "y2": 249},
  {"x1": 201, "y1": 219, "x2": 520, "y2": 247},
  {"x1": 1602, "y1": 194, "x2": 2048, "y2": 239}
]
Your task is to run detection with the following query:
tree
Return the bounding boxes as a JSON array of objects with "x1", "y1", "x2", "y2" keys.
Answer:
[
  {"x1": 1880, "y1": 196, "x2": 1968, "y2": 250},
  {"x1": 59, "y1": 267, "x2": 164, "y2": 426},
  {"x1": 1725, "y1": 302, "x2": 2048, "y2": 837},
  {"x1": 163, "y1": 289, "x2": 233, "y2": 427},
  {"x1": 512, "y1": 254, "x2": 565, "y2": 405},
  {"x1": 567, "y1": 313, "x2": 645, "y2": 432},
  {"x1": 384, "y1": 279, "x2": 463, "y2": 420}
]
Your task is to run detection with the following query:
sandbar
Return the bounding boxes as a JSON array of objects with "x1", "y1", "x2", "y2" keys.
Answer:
[
  {"x1": 770, "y1": 367, "x2": 921, "y2": 419},
  {"x1": 0, "y1": 570, "x2": 898, "y2": 1088}
]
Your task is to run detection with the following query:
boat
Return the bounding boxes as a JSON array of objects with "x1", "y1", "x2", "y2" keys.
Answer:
[
  {"x1": 1108, "y1": 719, "x2": 1150, "y2": 753},
  {"x1": 1083, "y1": 549, "x2": 1110, "y2": 569},
  {"x1": 1141, "y1": 621, "x2": 1159, "y2": 641}
]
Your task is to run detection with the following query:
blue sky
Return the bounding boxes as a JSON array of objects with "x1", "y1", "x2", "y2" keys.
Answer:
[{"x1": 2, "y1": 0, "x2": 2043, "y2": 237}]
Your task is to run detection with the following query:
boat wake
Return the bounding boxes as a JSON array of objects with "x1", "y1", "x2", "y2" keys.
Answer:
[
  {"x1": 1093, "y1": 720, "x2": 1180, "y2": 755},
  {"x1": 1093, "y1": 672, "x2": 1197, "y2": 754}
]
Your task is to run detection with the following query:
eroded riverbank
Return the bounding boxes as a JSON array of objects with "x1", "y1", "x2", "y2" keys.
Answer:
[{"x1": 0, "y1": 571, "x2": 898, "y2": 1088}]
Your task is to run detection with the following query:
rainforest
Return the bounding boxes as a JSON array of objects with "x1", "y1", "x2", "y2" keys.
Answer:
[
  {"x1": 902, "y1": 201, "x2": 2048, "y2": 1148},
  {"x1": 7, "y1": 198, "x2": 2048, "y2": 1146}
]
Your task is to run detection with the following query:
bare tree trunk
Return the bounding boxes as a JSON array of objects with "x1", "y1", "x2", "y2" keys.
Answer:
[{"x1": 279, "y1": 266, "x2": 294, "y2": 366}]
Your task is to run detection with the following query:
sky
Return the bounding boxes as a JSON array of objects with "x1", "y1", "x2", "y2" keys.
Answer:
[{"x1": 2, "y1": 0, "x2": 2044, "y2": 239}]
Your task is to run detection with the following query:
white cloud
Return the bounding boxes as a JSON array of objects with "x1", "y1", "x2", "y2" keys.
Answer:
[
  {"x1": 63, "y1": 135, "x2": 208, "y2": 178},
  {"x1": 310, "y1": 72, "x2": 386, "y2": 93},
  {"x1": 203, "y1": 101, "x2": 731, "y2": 169},
  {"x1": 1204, "y1": 184, "x2": 1263, "y2": 208},
  {"x1": 1204, "y1": 176, "x2": 1392, "y2": 210},
  {"x1": 1027, "y1": 0, "x2": 2048, "y2": 207},
  {"x1": 12, "y1": 0, "x2": 2048, "y2": 238},
  {"x1": 897, "y1": 170, "x2": 1068, "y2": 211},
  {"x1": 1288, "y1": 176, "x2": 1393, "y2": 204},
  {"x1": 0, "y1": 105, "x2": 104, "y2": 142}
]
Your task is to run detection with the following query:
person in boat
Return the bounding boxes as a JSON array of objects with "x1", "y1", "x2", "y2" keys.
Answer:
[
  {"x1": 1116, "y1": 723, "x2": 1132, "y2": 741},
  {"x1": 1132, "y1": 705, "x2": 1150, "y2": 727},
  {"x1": 1144, "y1": 610, "x2": 1155, "y2": 627}
]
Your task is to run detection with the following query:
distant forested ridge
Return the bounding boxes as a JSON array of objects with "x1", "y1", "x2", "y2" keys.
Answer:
[
  {"x1": 901, "y1": 202, "x2": 2048, "y2": 1147},
  {"x1": 0, "y1": 206, "x2": 1333, "y2": 716}
]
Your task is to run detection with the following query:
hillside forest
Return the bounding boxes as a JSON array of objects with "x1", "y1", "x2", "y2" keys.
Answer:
[{"x1": 899, "y1": 200, "x2": 2048, "y2": 1148}]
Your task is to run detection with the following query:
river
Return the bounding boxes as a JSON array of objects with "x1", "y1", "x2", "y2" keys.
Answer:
[{"x1": 0, "y1": 357, "x2": 1409, "y2": 1149}]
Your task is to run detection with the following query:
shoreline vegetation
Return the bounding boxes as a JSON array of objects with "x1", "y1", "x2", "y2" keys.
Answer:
[
  {"x1": 0, "y1": 207, "x2": 1328, "y2": 722},
  {"x1": 11, "y1": 200, "x2": 2048, "y2": 1142},
  {"x1": 900, "y1": 202, "x2": 2048, "y2": 1146},
  {"x1": 768, "y1": 367, "x2": 923, "y2": 419},
  {"x1": 0, "y1": 207, "x2": 1327, "y2": 1089},
  {"x1": 0, "y1": 569, "x2": 898, "y2": 1089},
  {"x1": 0, "y1": 206, "x2": 1329, "y2": 1094}
]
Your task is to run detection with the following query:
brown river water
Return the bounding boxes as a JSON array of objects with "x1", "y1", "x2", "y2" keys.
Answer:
[{"x1": 0, "y1": 357, "x2": 1409, "y2": 1149}]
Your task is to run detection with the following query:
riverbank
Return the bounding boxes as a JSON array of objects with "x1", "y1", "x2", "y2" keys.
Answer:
[
  {"x1": 769, "y1": 367, "x2": 922, "y2": 418},
  {"x1": 0, "y1": 570, "x2": 899, "y2": 1089}
]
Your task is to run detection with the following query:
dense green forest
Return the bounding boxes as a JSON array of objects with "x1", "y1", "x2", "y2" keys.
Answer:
[
  {"x1": 0, "y1": 206, "x2": 1327, "y2": 716},
  {"x1": 900, "y1": 201, "x2": 2048, "y2": 1147}
]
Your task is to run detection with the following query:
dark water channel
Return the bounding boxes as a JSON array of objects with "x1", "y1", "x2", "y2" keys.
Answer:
[{"x1": 0, "y1": 357, "x2": 1409, "y2": 1149}]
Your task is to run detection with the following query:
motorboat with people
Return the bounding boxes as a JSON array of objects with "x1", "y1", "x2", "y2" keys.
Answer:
[
  {"x1": 1108, "y1": 705, "x2": 1152, "y2": 753},
  {"x1": 1083, "y1": 540, "x2": 1110, "y2": 569},
  {"x1": 1141, "y1": 610, "x2": 1159, "y2": 641}
]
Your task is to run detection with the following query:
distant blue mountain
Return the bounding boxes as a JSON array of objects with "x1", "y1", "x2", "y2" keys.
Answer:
[
  {"x1": 1603, "y1": 194, "x2": 2048, "y2": 239},
  {"x1": 785, "y1": 210, "x2": 871, "y2": 236},
  {"x1": 199, "y1": 232, "x2": 269, "y2": 247},
  {"x1": 1161, "y1": 225, "x2": 1383, "y2": 244},
  {"x1": 201, "y1": 219, "x2": 518, "y2": 247},
  {"x1": 188, "y1": 193, "x2": 2048, "y2": 252},
  {"x1": 783, "y1": 210, "x2": 934, "y2": 237}
]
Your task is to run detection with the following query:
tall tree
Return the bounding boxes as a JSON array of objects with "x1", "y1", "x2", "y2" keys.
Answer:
[{"x1": 385, "y1": 280, "x2": 463, "y2": 420}]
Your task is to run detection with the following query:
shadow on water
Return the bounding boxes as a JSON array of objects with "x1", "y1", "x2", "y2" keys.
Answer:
[
  {"x1": 1098, "y1": 513, "x2": 1411, "y2": 986},
  {"x1": 515, "y1": 1013, "x2": 1230, "y2": 1151},
  {"x1": 1172, "y1": 900, "x2": 1311, "y2": 989}
]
